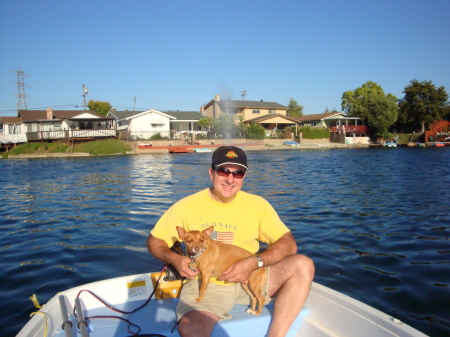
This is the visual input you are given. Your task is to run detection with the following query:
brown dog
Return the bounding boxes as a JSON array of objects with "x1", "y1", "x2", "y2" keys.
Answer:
[{"x1": 176, "y1": 226, "x2": 267, "y2": 315}]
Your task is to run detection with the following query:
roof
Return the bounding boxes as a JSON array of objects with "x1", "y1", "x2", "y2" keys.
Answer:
[
  {"x1": 110, "y1": 110, "x2": 203, "y2": 122},
  {"x1": 245, "y1": 113, "x2": 299, "y2": 123},
  {"x1": 290, "y1": 112, "x2": 345, "y2": 122},
  {"x1": 108, "y1": 111, "x2": 140, "y2": 120},
  {"x1": 163, "y1": 111, "x2": 204, "y2": 121},
  {"x1": 204, "y1": 98, "x2": 287, "y2": 110},
  {"x1": 0, "y1": 116, "x2": 23, "y2": 124},
  {"x1": 18, "y1": 110, "x2": 106, "y2": 121}
]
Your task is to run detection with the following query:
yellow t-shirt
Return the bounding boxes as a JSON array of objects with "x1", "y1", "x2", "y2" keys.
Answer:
[{"x1": 151, "y1": 188, "x2": 290, "y2": 254}]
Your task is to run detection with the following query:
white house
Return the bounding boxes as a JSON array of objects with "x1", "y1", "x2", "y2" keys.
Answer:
[
  {"x1": 107, "y1": 109, "x2": 175, "y2": 140},
  {"x1": 1, "y1": 108, "x2": 115, "y2": 145}
]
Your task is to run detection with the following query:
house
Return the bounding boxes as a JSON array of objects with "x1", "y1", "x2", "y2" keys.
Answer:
[
  {"x1": 203, "y1": 95, "x2": 287, "y2": 122},
  {"x1": 108, "y1": 109, "x2": 208, "y2": 140},
  {"x1": 291, "y1": 112, "x2": 367, "y2": 135},
  {"x1": 0, "y1": 116, "x2": 27, "y2": 144},
  {"x1": 0, "y1": 108, "x2": 115, "y2": 145},
  {"x1": 164, "y1": 111, "x2": 208, "y2": 138},
  {"x1": 107, "y1": 109, "x2": 175, "y2": 140},
  {"x1": 245, "y1": 114, "x2": 300, "y2": 136}
]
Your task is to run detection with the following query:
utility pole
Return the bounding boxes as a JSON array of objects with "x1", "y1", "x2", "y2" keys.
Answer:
[
  {"x1": 82, "y1": 84, "x2": 88, "y2": 110},
  {"x1": 11, "y1": 67, "x2": 29, "y2": 112},
  {"x1": 134, "y1": 96, "x2": 136, "y2": 112},
  {"x1": 241, "y1": 90, "x2": 247, "y2": 100}
]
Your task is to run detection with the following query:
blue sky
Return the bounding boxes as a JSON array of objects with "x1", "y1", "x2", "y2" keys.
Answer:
[{"x1": 1, "y1": 0, "x2": 449, "y2": 116}]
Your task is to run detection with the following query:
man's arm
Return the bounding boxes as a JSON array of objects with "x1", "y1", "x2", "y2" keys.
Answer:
[
  {"x1": 219, "y1": 232, "x2": 297, "y2": 283},
  {"x1": 147, "y1": 234, "x2": 199, "y2": 279}
]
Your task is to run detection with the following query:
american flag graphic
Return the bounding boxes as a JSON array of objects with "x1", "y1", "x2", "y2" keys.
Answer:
[{"x1": 210, "y1": 231, "x2": 234, "y2": 244}]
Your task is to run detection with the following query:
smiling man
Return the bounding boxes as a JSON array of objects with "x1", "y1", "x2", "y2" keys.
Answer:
[{"x1": 147, "y1": 146, "x2": 314, "y2": 337}]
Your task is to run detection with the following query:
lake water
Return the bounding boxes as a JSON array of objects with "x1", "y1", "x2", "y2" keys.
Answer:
[{"x1": 1, "y1": 147, "x2": 449, "y2": 337}]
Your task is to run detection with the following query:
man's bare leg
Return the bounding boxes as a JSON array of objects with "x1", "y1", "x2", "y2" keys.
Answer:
[
  {"x1": 266, "y1": 254, "x2": 315, "y2": 337},
  {"x1": 178, "y1": 310, "x2": 220, "y2": 337}
]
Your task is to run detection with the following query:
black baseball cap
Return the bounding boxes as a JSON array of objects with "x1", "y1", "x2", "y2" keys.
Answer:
[{"x1": 211, "y1": 146, "x2": 248, "y2": 170}]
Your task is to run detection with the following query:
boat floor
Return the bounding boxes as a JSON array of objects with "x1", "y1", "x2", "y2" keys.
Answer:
[{"x1": 54, "y1": 297, "x2": 309, "y2": 337}]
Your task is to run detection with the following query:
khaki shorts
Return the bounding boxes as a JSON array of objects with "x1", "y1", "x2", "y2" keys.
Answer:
[{"x1": 176, "y1": 267, "x2": 272, "y2": 321}]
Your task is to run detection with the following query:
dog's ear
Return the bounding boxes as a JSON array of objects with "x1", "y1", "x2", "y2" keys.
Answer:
[
  {"x1": 203, "y1": 226, "x2": 214, "y2": 238},
  {"x1": 176, "y1": 226, "x2": 186, "y2": 240}
]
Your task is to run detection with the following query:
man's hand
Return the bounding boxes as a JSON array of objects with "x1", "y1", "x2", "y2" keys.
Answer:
[
  {"x1": 218, "y1": 256, "x2": 256, "y2": 283},
  {"x1": 173, "y1": 255, "x2": 200, "y2": 279}
]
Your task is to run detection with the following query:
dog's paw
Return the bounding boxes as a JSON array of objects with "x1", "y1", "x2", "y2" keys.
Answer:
[{"x1": 246, "y1": 308, "x2": 261, "y2": 316}]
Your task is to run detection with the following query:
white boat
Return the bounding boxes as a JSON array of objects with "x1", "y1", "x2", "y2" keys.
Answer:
[
  {"x1": 283, "y1": 141, "x2": 300, "y2": 147},
  {"x1": 385, "y1": 143, "x2": 397, "y2": 147},
  {"x1": 17, "y1": 272, "x2": 428, "y2": 337},
  {"x1": 194, "y1": 148, "x2": 213, "y2": 153}
]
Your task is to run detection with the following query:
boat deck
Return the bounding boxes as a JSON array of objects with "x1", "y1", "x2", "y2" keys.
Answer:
[{"x1": 52, "y1": 297, "x2": 308, "y2": 337}]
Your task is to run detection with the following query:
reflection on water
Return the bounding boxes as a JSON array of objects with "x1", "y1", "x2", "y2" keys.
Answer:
[{"x1": 0, "y1": 148, "x2": 449, "y2": 337}]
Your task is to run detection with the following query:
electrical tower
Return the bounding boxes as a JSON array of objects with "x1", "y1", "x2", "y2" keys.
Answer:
[
  {"x1": 241, "y1": 90, "x2": 247, "y2": 100},
  {"x1": 13, "y1": 68, "x2": 29, "y2": 112}
]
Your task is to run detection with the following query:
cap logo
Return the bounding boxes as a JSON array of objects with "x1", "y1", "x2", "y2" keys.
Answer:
[{"x1": 225, "y1": 151, "x2": 238, "y2": 158}]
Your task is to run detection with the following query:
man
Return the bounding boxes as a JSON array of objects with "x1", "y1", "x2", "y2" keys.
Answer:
[{"x1": 147, "y1": 146, "x2": 314, "y2": 337}]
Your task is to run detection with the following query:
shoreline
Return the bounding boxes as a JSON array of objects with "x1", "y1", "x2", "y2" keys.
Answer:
[{"x1": 6, "y1": 142, "x2": 369, "y2": 159}]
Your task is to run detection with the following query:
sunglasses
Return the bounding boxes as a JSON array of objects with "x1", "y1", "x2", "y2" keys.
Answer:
[{"x1": 215, "y1": 167, "x2": 246, "y2": 179}]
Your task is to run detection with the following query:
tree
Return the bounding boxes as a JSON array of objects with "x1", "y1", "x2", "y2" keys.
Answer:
[
  {"x1": 341, "y1": 81, "x2": 398, "y2": 138},
  {"x1": 397, "y1": 80, "x2": 449, "y2": 132},
  {"x1": 247, "y1": 123, "x2": 265, "y2": 139},
  {"x1": 88, "y1": 100, "x2": 112, "y2": 116},
  {"x1": 287, "y1": 98, "x2": 303, "y2": 116},
  {"x1": 197, "y1": 117, "x2": 217, "y2": 129}
]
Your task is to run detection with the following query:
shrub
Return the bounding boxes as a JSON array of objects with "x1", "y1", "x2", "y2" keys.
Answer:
[
  {"x1": 300, "y1": 126, "x2": 330, "y2": 139},
  {"x1": 247, "y1": 123, "x2": 265, "y2": 140}
]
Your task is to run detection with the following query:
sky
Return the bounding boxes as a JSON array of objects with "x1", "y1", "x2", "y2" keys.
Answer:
[{"x1": 0, "y1": 0, "x2": 449, "y2": 116}]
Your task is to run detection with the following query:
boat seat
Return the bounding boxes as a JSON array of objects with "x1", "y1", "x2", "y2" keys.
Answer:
[{"x1": 149, "y1": 298, "x2": 310, "y2": 337}]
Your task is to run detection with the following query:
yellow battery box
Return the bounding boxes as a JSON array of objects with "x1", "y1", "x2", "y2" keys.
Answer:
[{"x1": 151, "y1": 271, "x2": 183, "y2": 299}]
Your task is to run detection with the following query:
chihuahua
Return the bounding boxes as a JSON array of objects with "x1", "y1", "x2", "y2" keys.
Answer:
[{"x1": 176, "y1": 226, "x2": 266, "y2": 315}]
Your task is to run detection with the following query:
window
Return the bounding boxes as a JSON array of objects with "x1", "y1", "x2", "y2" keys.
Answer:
[
  {"x1": 151, "y1": 123, "x2": 164, "y2": 128},
  {"x1": 269, "y1": 109, "x2": 275, "y2": 114},
  {"x1": 9, "y1": 124, "x2": 21, "y2": 134},
  {"x1": 252, "y1": 109, "x2": 260, "y2": 114}
]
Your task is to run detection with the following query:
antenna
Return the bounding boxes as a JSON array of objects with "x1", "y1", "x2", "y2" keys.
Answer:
[
  {"x1": 241, "y1": 90, "x2": 247, "y2": 100},
  {"x1": 82, "y1": 84, "x2": 88, "y2": 110},
  {"x1": 134, "y1": 96, "x2": 136, "y2": 112},
  {"x1": 11, "y1": 67, "x2": 29, "y2": 112}
]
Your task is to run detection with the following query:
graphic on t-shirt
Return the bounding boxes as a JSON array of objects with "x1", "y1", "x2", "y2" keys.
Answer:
[{"x1": 210, "y1": 231, "x2": 234, "y2": 244}]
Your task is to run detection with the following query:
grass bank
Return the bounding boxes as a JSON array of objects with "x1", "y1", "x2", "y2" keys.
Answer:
[{"x1": 2, "y1": 139, "x2": 131, "y2": 158}]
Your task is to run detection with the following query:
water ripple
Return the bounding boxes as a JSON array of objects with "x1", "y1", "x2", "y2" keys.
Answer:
[{"x1": 1, "y1": 149, "x2": 449, "y2": 336}]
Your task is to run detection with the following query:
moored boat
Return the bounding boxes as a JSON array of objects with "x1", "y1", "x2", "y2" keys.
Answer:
[
  {"x1": 17, "y1": 272, "x2": 428, "y2": 337},
  {"x1": 283, "y1": 141, "x2": 300, "y2": 147},
  {"x1": 194, "y1": 148, "x2": 213, "y2": 153}
]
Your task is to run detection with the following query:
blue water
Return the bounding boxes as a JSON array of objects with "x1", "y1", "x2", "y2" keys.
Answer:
[{"x1": 1, "y1": 148, "x2": 449, "y2": 337}]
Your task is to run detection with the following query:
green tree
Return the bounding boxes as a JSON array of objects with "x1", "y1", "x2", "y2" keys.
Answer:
[
  {"x1": 197, "y1": 117, "x2": 217, "y2": 129},
  {"x1": 397, "y1": 80, "x2": 450, "y2": 132},
  {"x1": 88, "y1": 100, "x2": 112, "y2": 116},
  {"x1": 247, "y1": 123, "x2": 265, "y2": 139},
  {"x1": 341, "y1": 81, "x2": 398, "y2": 138},
  {"x1": 287, "y1": 98, "x2": 304, "y2": 116}
]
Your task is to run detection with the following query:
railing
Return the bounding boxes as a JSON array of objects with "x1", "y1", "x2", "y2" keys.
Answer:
[
  {"x1": 26, "y1": 129, "x2": 116, "y2": 141},
  {"x1": 330, "y1": 125, "x2": 368, "y2": 133},
  {"x1": 0, "y1": 133, "x2": 28, "y2": 144}
]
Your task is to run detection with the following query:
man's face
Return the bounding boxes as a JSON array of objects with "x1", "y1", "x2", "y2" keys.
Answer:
[{"x1": 208, "y1": 164, "x2": 246, "y2": 203}]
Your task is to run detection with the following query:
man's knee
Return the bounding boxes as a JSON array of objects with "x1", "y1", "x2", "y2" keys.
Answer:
[
  {"x1": 279, "y1": 254, "x2": 315, "y2": 282},
  {"x1": 293, "y1": 254, "x2": 315, "y2": 280},
  {"x1": 178, "y1": 310, "x2": 219, "y2": 337}
]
